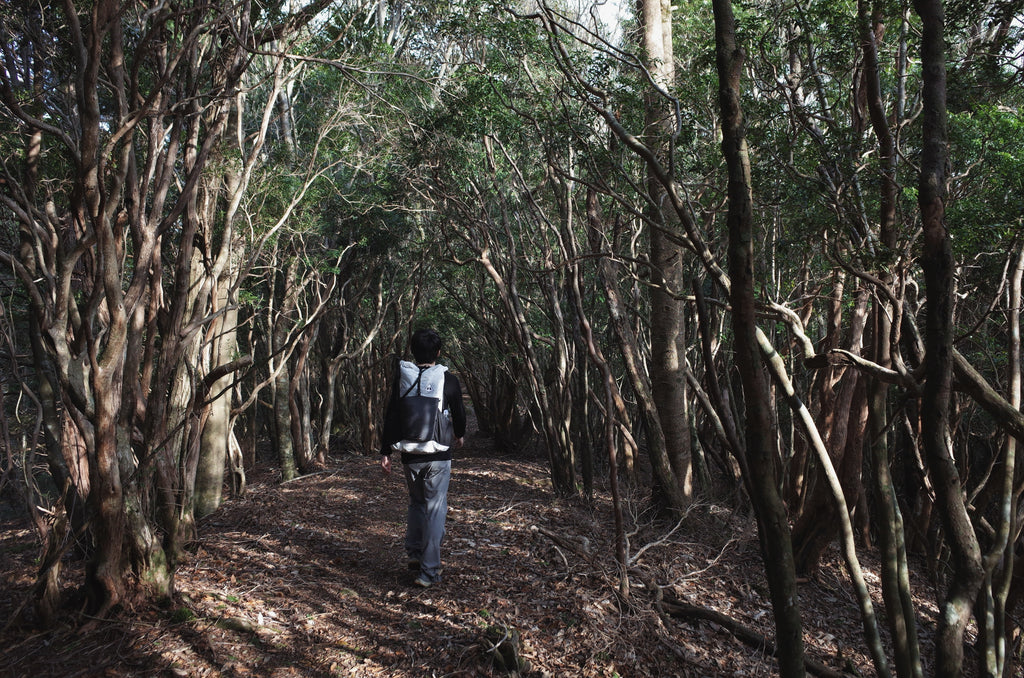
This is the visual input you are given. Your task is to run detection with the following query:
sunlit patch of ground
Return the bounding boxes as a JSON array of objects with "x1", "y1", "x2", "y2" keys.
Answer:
[{"x1": 1, "y1": 424, "x2": 947, "y2": 677}]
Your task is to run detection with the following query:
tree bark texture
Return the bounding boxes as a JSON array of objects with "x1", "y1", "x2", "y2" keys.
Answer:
[
  {"x1": 195, "y1": 284, "x2": 240, "y2": 518},
  {"x1": 476, "y1": 241, "x2": 575, "y2": 495},
  {"x1": 712, "y1": 2, "x2": 806, "y2": 674},
  {"x1": 913, "y1": 1, "x2": 985, "y2": 675},
  {"x1": 0, "y1": 0, "x2": 328, "y2": 616},
  {"x1": 791, "y1": 286, "x2": 869, "y2": 576},
  {"x1": 272, "y1": 260, "x2": 302, "y2": 482},
  {"x1": 640, "y1": 0, "x2": 691, "y2": 511},
  {"x1": 985, "y1": 245, "x2": 1024, "y2": 677},
  {"x1": 858, "y1": 1, "x2": 922, "y2": 673}
]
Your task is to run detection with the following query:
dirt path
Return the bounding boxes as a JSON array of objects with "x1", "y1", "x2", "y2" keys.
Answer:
[{"x1": 1, "y1": 428, "x2": 900, "y2": 677}]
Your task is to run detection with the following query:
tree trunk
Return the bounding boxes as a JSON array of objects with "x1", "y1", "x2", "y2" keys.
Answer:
[
  {"x1": 858, "y1": 1, "x2": 923, "y2": 671},
  {"x1": 195, "y1": 282, "x2": 240, "y2": 518},
  {"x1": 640, "y1": 0, "x2": 690, "y2": 511},
  {"x1": 1, "y1": 0, "x2": 327, "y2": 621},
  {"x1": 19, "y1": 39, "x2": 91, "y2": 552},
  {"x1": 566, "y1": 217, "x2": 628, "y2": 595},
  {"x1": 713, "y1": 2, "x2": 805, "y2": 674},
  {"x1": 585, "y1": 191, "x2": 658, "y2": 483},
  {"x1": 792, "y1": 285, "x2": 869, "y2": 575},
  {"x1": 693, "y1": 279, "x2": 745, "y2": 482},
  {"x1": 78, "y1": 0, "x2": 134, "y2": 616},
  {"x1": 272, "y1": 260, "x2": 301, "y2": 481},
  {"x1": 914, "y1": 1, "x2": 985, "y2": 675},
  {"x1": 290, "y1": 326, "x2": 315, "y2": 471},
  {"x1": 318, "y1": 359, "x2": 341, "y2": 464},
  {"x1": 987, "y1": 245, "x2": 1024, "y2": 677}
]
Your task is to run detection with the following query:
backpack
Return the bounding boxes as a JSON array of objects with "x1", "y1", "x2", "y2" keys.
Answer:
[{"x1": 392, "y1": 360, "x2": 454, "y2": 452}]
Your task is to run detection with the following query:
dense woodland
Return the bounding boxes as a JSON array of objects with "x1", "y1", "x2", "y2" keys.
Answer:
[{"x1": 1, "y1": 0, "x2": 1024, "y2": 676}]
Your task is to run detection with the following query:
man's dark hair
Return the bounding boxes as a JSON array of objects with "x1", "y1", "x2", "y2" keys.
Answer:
[{"x1": 410, "y1": 328, "x2": 443, "y2": 364}]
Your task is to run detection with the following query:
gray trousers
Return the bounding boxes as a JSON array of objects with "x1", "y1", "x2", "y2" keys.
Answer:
[{"x1": 403, "y1": 459, "x2": 451, "y2": 582}]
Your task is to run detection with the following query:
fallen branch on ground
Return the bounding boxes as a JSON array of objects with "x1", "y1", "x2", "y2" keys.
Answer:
[
  {"x1": 535, "y1": 524, "x2": 850, "y2": 678},
  {"x1": 657, "y1": 597, "x2": 848, "y2": 678}
]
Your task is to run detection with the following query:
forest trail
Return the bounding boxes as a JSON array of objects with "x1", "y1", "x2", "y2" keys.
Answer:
[{"x1": 1, "y1": 421, "x2": 901, "y2": 677}]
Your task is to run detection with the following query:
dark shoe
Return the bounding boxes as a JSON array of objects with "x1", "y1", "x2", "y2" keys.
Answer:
[
  {"x1": 407, "y1": 559, "x2": 420, "y2": 571},
  {"x1": 413, "y1": 575, "x2": 432, "y2": 588}
]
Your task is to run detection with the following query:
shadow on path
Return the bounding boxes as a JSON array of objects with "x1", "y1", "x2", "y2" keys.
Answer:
[{"x1": 1, "y1": 421, "x2": 597, "y2": 678}]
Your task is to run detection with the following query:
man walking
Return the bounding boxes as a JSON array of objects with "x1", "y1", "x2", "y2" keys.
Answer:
[{"x1": 380, "y1": 329, "x2": 466, "y2": 588}]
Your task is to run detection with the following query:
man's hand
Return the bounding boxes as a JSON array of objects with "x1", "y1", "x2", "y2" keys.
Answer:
[
  {"x1": 453, "y1": 437, "x2": 464, "y2": 450},
  {"x1": 380, "y1": 454, "x2": 392, "y2": 475}
]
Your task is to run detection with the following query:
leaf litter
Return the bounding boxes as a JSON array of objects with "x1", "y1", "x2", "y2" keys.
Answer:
[{"x1": 0, "y1": 427, "x2": 945, "y2": 678}]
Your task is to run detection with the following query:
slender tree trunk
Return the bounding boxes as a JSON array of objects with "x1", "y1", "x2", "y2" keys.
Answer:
[
  {"x1": 585, "y1": 190, "x2": 653, "y2": 482},
  {"x1": 88, "y1": 365, "x2": 127, "y2": 616},
  {"x1": 273, "y1": 260, "x2": 301, "y2": 481},
  {"x1": 290, "y1": 327, "x2": 315, "y2": 471},
  {"x1": 476, "y1": 247, "x2": 574, "y2": 494},
  {"x1": 20, "y1": 29, "x2": 90, "y2": 573},
  {"x1": 756, "y1": 326, "x2": 890, "y2": 676},
  {"x1": 567, "y1": 223, "x2": 627, "y2": 596},
  {"x1": 914, "y1": 1, "x2": 985, "y2": 675},
  {"x1": 79, "y1": 0, "x2": 136, "y2": 616},
  {"x1": 195, "y1": 276, "x2": 239, "y2": 518},
  {"x1": 713, "y1": 2, "x2": 805, "y2": 674},
  {"x1": 640, "y1": 0, "x2": 690, "y2": 511},
  {"x1": 159, "y1": 240, "x2": 207, "y2": 558},
  {"x1": 693, "y1": 279, "x2": 745, "y2": 482},
  {"x1": 859, "y1": 2, "x2": 923, "y2": 672},
  {"x1": 319, "y1": 359, "x2": 343, "y2": 462},
  {"x1": 540, "y1": 260, "x2": 577, "y2": 493},
  {"x1": 792, "y1": 286, "x2": 868, "y2": 575},
  {"x1": 988, "y1": 244, "x2": 1024, "y2": 677}
]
